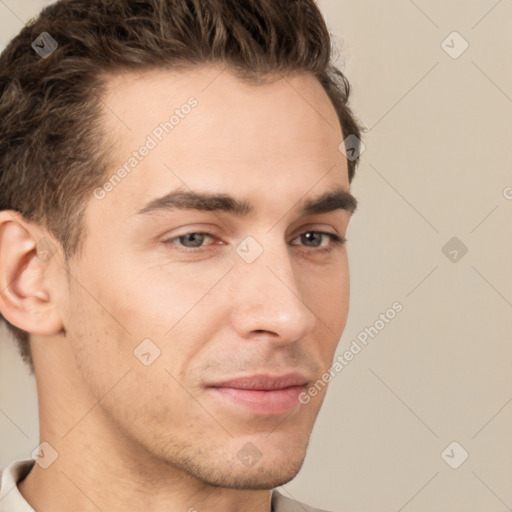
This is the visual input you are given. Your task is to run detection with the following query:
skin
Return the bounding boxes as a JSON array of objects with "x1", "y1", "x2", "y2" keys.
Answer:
[{"x1": 0, "y1": 65, "x2": 355, "y2": 512}]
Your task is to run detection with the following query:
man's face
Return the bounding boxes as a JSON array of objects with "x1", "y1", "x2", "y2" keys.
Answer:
[{"x1": 58, "y1": 66, "x2": 354, "y2": 489}]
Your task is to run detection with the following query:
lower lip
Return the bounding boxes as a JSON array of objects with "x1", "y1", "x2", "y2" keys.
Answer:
[{"x1": 208, "y1": 386, "x2": 305, "y2": 415}]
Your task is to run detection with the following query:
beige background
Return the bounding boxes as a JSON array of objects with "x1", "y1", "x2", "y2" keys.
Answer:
[{"x1": 1, "y1": 1, "x2": 511, "y2": 511}]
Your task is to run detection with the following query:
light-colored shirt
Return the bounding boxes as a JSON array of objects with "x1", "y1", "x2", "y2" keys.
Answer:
[{"x1": 0, "y1": 459, "x2": 332, "y2": 512}]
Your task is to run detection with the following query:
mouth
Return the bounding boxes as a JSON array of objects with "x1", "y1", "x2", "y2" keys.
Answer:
[{"x1": 206, "y1": 373, "x2": 309, "y2": 416}]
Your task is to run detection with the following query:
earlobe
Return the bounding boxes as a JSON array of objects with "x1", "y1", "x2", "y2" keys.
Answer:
[{"x1": 0, "y1": 211, "x2": 64, "y2": 336}]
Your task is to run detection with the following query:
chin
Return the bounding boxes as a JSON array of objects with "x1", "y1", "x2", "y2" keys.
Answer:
[
  {"x1": 226, "y1": 467, "x2": 304, "y2": 490},
  {"x1": 183, "y1": 446, "x2": 308, "y2": 490}
]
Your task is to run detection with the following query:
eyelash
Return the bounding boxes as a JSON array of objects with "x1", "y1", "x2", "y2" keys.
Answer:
[{"x1": 163, "y1": 231, "x2": 347, "y2": 253}]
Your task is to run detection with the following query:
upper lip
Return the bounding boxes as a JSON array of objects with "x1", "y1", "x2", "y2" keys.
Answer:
[{"x1": 208, "y1": 373, "x2": 310, "y2": 391}]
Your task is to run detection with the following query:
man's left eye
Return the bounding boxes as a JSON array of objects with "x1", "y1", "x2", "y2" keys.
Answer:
[{"x1": 290, "y1": 231, "x2": 346, "y2": 248}]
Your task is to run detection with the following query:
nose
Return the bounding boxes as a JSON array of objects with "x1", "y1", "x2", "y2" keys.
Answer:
[{"x1": 228, "y1": 238, "x2": 317, "y2": 344}]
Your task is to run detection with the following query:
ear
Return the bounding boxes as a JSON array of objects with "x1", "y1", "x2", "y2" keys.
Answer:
[{"x1": 0, "y1": 211, "x2": 64, "y2": 335}]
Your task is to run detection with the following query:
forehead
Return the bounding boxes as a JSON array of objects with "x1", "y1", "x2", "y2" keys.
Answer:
[{"x1": 92, "y1": 66, "x2": 349, "y2": 219}]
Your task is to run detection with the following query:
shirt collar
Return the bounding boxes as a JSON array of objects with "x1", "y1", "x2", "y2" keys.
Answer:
[{"x1": 0, "y1": 459, "x2": 36, "y2": 512}]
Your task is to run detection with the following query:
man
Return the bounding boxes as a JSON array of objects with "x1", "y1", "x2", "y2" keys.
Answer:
[{"x1": 0, "y1": 0, "x2": 362, "y2": 511}]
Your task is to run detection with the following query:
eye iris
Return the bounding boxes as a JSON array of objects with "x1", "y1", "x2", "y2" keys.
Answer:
[
  {"x1": 180, "y1": 233, "x2": 206, "y2": 247},
  {"x1": 302, "y1": 232, "x2": 322, "y2": 247}
]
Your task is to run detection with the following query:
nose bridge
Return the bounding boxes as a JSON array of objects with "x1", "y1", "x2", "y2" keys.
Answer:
[{"x1": 229, "y1": 234, "x2": 317, "y2": 340}]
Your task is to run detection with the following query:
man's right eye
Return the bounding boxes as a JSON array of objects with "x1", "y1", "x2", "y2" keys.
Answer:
[{"x1": 164, "y1": 232, "x2": 216, "y2": 249}]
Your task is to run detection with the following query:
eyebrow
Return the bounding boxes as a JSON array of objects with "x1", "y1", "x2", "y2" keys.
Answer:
[{"x1": 135, "y1": 186, "x2": 357, "y2": 217}]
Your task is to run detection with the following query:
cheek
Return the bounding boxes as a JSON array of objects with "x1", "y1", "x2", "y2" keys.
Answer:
[
  {"x1": 101, "y1": 250, "x2": 230, "y2": 336},
  {"x1": 67, "y1": 255, "x2": 232, "y2": 389},
  {"x1": 301, "y1": 253, "x2": 349, "y2": 323},
  {"x1": 61, "y1": 250, "x2": 144, "y2": 398},
  {"x1": 64, "y1": 281, "x2": 132, "y2": 391},
  {"x1": 326, "y1": 272, "x2": 350, "y2": 330},
  {"x1": 304, "y1": 255, "x2": 350, "y2": 363}
]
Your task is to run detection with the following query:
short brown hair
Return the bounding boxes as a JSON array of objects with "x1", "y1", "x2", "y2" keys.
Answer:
[{"x1": 0, "y1": 0, "x2": 363, "y2": 374}]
